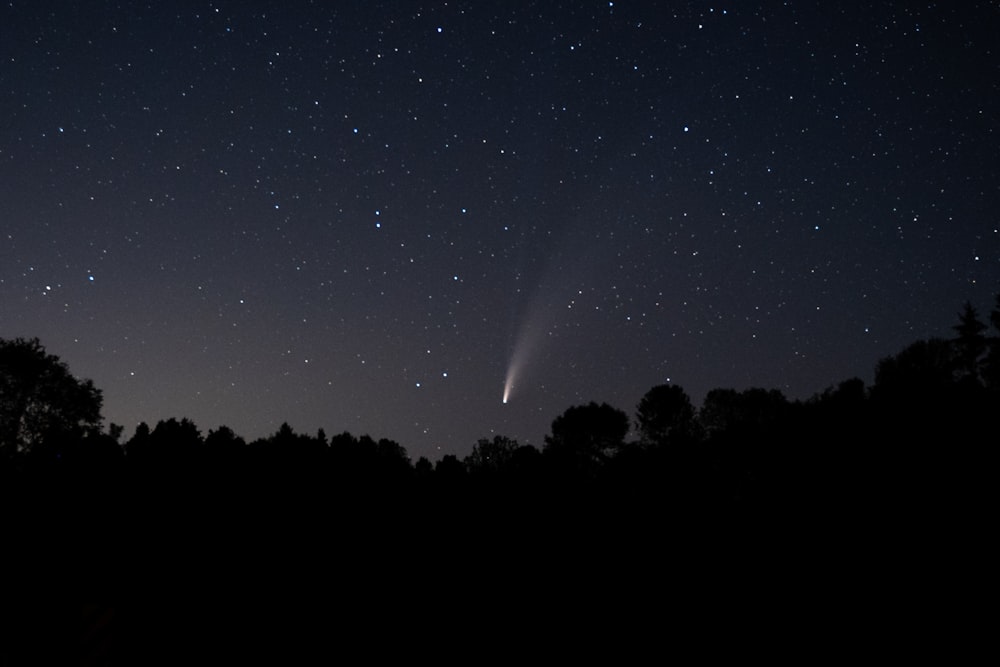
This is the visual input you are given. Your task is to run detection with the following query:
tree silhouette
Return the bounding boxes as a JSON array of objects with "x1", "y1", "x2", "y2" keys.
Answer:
[
  {"x1": 952, "y1": 301, "x2": 987, "y2": 384},
  {"x1": 699, "y1": 387, "x2": 788, "y2": 436},
  {"x1": 0, "y1": 337, "x2": 103, "y2": 458},
  {"x1": 544, "y1": 402, "x2": 629, "y2": 470},
  {"x1": 125, "y1": 421, "x2": 152, "y2": 454},
  {"x1": 204, "y1": 425, "x2": 247, "y2": 477},
  {"x1": 435, "y1": 453, "x2": 466, "y2": 477},
  {"x1": 375, "y1": 437, "x2": 410, "y2": 471},
  {"x1": 150, "y1": 417, "x2": 202, "y2": 450},
  {"x1": 636, "y1": 384, "x2": 697, "y2": 447},
  {"x1": 872, "y1": 338, "x2": 955, "y2": 403},
  {"x1": 414, "y1": 456, "x2": 433, "y2": 477},
  {"x1": 205, "y1": 425, "x2": 246, "y2": 452},
  {"x1": 465, "y1": 435, "x2": 520, "y2": 475},
  {"x1": 813, "y1": 377, "x2": 867, "y2": 408}
]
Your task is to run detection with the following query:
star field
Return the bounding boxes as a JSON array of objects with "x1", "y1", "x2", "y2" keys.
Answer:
[{"x1": 2, "y1": 1, "x2": 998, "y2": 460}]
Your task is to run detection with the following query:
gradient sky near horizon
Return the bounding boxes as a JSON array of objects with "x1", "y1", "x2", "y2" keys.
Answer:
[{"x1": 2, "y1": 1, "x2": 998, "y2": 460}]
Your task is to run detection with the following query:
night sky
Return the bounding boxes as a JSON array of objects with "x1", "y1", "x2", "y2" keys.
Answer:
[{"x1": 3, "y1": 1, "x2": 998, "y2": 461}]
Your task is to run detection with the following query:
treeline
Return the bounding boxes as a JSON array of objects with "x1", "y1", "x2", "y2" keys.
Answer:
[
  {"x1": 3, "y1": 294, "x2": 998, "y2": 518},
  {"x1": 2, "y1": 296, "x2": 997, "y2": 662},
  {"x1": 1, "y1": 293, "x2": 995, "y2": 573}
]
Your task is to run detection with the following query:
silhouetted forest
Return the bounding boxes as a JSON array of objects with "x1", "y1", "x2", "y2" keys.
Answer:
[{"x1": 2, "y1": 295, "x2": 996, "y2": 662}]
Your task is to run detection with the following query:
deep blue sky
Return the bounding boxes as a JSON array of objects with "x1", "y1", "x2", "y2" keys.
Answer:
[{"x1": 3, "y1": 1, "x2": 998, "y2": 460}]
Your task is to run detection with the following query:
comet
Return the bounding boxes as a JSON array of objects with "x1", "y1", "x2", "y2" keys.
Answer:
[
  {"x1": 501, "y1": 318, "x2": 541, "y2": 405},
  {"x1": 502, "y1": 355, "x2": 517, "y2": 404},
  {"x1": 501, "y1": 227, "x2": 588, "y2": 405}
]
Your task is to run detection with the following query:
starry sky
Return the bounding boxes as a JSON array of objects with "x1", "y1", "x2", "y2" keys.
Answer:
[{"x1": 2, "y1": 1, "x2": 998, "y2": 460}]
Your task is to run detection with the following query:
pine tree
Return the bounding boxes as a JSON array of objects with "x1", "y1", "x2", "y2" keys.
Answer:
[{"x1": 952, "y1": 301, "x2": 987, "y2": 384}]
